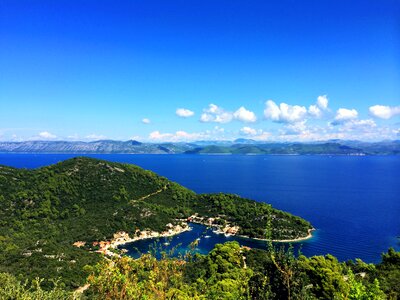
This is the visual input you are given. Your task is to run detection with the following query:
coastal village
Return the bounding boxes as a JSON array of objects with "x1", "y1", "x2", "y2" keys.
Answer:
[{"x1": 73, "y1": 214, "x2": 242, "y2": 257}]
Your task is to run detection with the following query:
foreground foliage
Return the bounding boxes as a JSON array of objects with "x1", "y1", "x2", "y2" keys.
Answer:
[
  {"x1": 1, "y1": 242, "x2": 399, "y2": 299},
  {"x1": 0, "y1": 272, "x2": 73, "y2": 300}
]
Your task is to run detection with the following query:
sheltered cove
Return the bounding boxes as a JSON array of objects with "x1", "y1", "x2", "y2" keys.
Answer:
[{"x1": 74, "y1": 215, "x2": 314, "y2": 257}]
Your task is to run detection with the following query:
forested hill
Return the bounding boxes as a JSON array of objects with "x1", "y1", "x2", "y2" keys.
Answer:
[{"x1": 0, "y1": 157, "x2": 311, "y2": 289}]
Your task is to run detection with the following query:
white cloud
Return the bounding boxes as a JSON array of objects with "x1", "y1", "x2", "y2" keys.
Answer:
[
  {"x1": 148, "y1": 126, "x2": 230, "y2": 142},
  {"x1": 252, "y1": 132, "x2": 271, "y2": 141},
  {"x1": 369, "y1": 105, "x2": 400, "y2": 119},
  {"x1": 142, "y1": 118, "x2": 151, "y2": 124},
  {"x1": 233, "y1": 107, "x2": 257, "y2": 123},
  {"x1": 85, "y1": 134, "x2": 107, "y2": 140},
  {"x1": 175, "y1": 131, "x2": 203, "y2": 140},
  {"x1": 394, "y1": 128, "x2": 400, "y2": 137},
  {"x1": 308, "y1": 105, "x2": 322, "y2": 118},
  {"x1": 176, "y1": 108, "x2": 194, "y2": 118},
  {"x1": 200, "y1": 104, "x2": 256, "y2": 124},
  {"x1": 149, "y1": 130, "x2": 207, "y2": 142},
  {"x1": 214, "y1": 113, "x2": 233, "y2": 123},
  {"x1": 200, "y1": 104, "x2": 233, "y2": 123},
  {"x1": 66, "y1": 134, "x2": 80, "y2": 141},
  {"x1": 240, "y1": 126, "x2": 257, "y2": 136},
  {"x1": 317, "y1": 95, "x2": 329, "y2": 110},
  {"x1": 282, "y1": 121, "x2": 308, "y2": 135},
  {"x1": 308, "y1": 95, "x2": 329, "y2": 118},
  {"x1": 351, "y1": 119, "x2": 376, "y2": 128},
  {"x1": 149, "y1": 131, "x2": 173, "y2": 140},
  {"x1": 207, "y1": 104, "x2": 219, "y2": 113},
  {"x1": 339, "y1": 119, "x2": 377, "y2": 132},
  {"x1": 264, "y1": 100, "x2": 307, "y2": 123},
  {"x1": 332, "y1": 108, "x2": 358, "y2": 125},
  {"x1": 200, "y1": 113, "x2": 214, "y2": 122},
  {"x1": 212, "y1": 126, "x2": 225, "y2": 133},
  {"x1": 38, "y1": 131, "x2": 57, "y2": 139},
  {"x1": 239, "y1": 127, "x2": 270, "y2": 140}
]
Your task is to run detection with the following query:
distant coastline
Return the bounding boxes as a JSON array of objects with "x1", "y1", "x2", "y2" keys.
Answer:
[{"x1": 0, "y1": 139, "x2": 398, "y2": 155}]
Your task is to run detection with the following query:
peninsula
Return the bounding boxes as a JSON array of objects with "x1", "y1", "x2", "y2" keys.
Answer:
[{"x1": 0, "y1": 157, "x2": 312, "y2": 288}]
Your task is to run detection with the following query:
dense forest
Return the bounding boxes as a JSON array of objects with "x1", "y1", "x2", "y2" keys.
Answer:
[{"x1": 0, "y1": 157, "x2": 311, "y2": 290}]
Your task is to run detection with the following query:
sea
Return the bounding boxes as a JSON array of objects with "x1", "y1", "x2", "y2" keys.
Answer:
[{"x1": 1, "y1": 153, "x2": 399, "y2": 263}]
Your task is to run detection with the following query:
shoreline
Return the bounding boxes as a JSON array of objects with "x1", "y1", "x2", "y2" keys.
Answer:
[
  {"x1": 113, "y1": 223, "x2": 315, "y2": 252},
  {"x1": 236, "y1": 228, "x2": 315, "y2": 243},
  {"x1": 76, "y1": 223, "x2": 192, "y2": 257},
  {"x1": 188, "y1": 216, "x2": 315, "y2": 244},
  {"x1": 80, "y1": 220, "x2": 316, "y2": 257},
  {"x1": 110, "y1": 225, "x2": 192, "y2": 249}
]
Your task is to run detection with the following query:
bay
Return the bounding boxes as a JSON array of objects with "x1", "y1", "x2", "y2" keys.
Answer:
[{"x1": 0, "y1": 153, "x2": 399, "y2": 263}]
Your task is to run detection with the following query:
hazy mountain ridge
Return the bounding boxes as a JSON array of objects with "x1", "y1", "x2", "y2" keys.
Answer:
[{"x1": 0, "y1": 140, "x2": 399, "y2": 155}]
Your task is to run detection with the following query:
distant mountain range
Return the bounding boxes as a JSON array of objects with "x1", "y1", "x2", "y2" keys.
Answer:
[{"x1": 0, "y1": 139, "x2": 399, "y2": 155}]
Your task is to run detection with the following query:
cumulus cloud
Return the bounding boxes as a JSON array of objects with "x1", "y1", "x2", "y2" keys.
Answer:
[
  {"x1": 308, "y1": 105, "x2": 322, "y2": 118},
  {"x1": 240, "y1": 126, "x2": 257, "y2": 136},
  {"x1": 264, "y1": 100, "x2": 307, "y2": 123},
  {"x1": 200, "y1": 104, "x2": 257, "y2": 124},
  {"x1": 207, "y1": 104, "x2": 219, "y2": 113},
  {"x1": 369, "y1": 105, "x2": 400, "y2": 119},
  {"x1": 149, "y1": 131, "x2": 173, "y2": 140},
  {"x1": 317, "y1": 95, "x2": 329, "y2": 110},
  {"x1": 331, "y1": 108, "x2": 358, "y2": 125},
  {"x1": 200, "y1": 104, "x2": 233, "y2": 123},
  {"x1": 142, "y1": 118, "x2": 151, "y2": 124},
  {"x1": 282, "y1": 121, "x2": 308, "y2": 135},
  {"x1": 38, "y1": 131, "x2": 57, "y2": 139},
  {"x1": 339, "y1": 119, "x2": 377, "y2": 132},
  {"x1": 308, "y1": 95, "x2": 329, "y2": 118},
  {"x1": 239, "y1": 126, "x2": 270, "y2": 140},
  {"x1": 176, "y1": 108, "x2": 194, "y2": 118},
  {"x1": 233, "y1": 107, "x2": 257, "y2": 123},
  {"x1": 252, "y1": 132, "x2": 271, "y2": 141}
]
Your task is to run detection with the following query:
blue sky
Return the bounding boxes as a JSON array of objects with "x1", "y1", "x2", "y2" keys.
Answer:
[{"x1": 0, "y1": 0, "x2": 399, "y2": 142}]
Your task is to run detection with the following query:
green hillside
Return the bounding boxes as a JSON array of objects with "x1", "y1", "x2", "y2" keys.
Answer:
[{"x1": 0, "y1": 157, "x2": 311, "y2": 289}]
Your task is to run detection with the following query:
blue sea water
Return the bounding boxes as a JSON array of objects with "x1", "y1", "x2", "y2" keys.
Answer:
[{"x1": 0, "y1": 153, "x2": 399, "y2": 263}]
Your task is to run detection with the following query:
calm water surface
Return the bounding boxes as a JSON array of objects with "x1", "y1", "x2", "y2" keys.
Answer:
[{"x1": 1, "y1": 153, "x2": 399, "y2": 262}]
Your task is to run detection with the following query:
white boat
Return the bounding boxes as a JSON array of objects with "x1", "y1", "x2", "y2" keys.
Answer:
[{"x1": 204, "y1": 235, "x2": 211, "y2": 238}]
